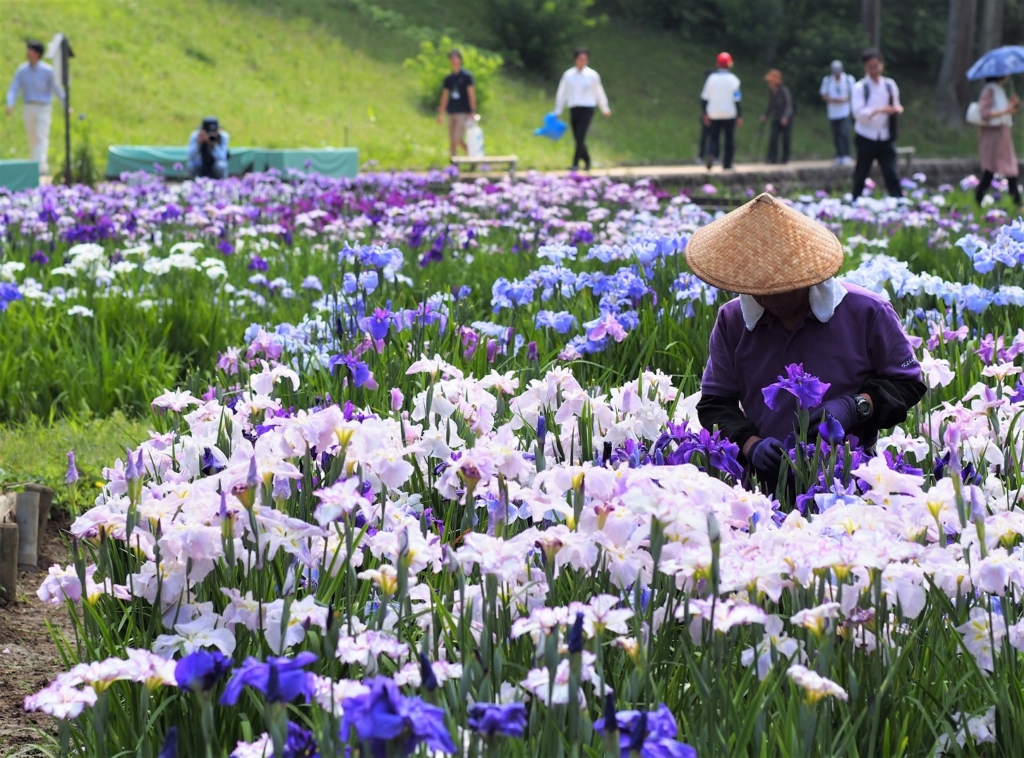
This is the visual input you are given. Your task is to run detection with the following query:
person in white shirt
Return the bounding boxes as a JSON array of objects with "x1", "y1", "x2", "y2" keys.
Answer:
[
  {"x1": 820, "y1": 60, "x2": 857, "y2": 165},
  {"x1": 851, "y1": 49, "x2": 904, "y2": 198},
  {"x1": 554, "y1": 48, "x2": 611, "y2": 171},
  {"x1": 5, "y1": 40, "x2": 65, "y2": 175},
  {"x1": 700, "y1": 52, "x2": 743, "y2": 170}
]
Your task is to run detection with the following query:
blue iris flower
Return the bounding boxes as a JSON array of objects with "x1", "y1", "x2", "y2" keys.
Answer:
[
  {"x1": 175, "y1": 649, "x2": 232, "y2": 692},
  {"x1": 219, "y1": 652, "x2": 317, "y2": 705},
  {"x1": 341, "y1": 677, "x2": 456, "y2": 757},
  {"x1": 467, "y1": 702, "x2": 528, "y2": 738},
  {"x1": 594, "y1": 704, "x2": 696, "y2": 758},
  {"x1": 762, "y1": 364, "x2": 831, "y2": 411},
  {"x1": 535, "y1": 310, "x2": 577, "y2": 334}
]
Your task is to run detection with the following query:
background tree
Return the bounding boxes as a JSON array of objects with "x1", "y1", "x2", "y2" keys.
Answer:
[
  {"x1": 935, "y1": 0, "x2": 979, "y2": 127},
  {"x1": 978, "y1": 0, "x2": 1005, "y2": 54}
]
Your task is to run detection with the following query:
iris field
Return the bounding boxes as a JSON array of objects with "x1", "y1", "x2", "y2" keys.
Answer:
[{"x1": 4, "y1": 168, "x2": 1024, "y2": 757}]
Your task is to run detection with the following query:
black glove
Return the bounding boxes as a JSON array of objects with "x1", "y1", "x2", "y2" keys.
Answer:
[
  {"x1": 749, "y1": 437, "x2": 784, "y2": 476},
  {"x1": 808, "y1": 396, "x2": 858, "y2": 435}
]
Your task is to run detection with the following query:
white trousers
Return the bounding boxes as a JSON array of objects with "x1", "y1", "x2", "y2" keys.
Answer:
[{"x1": 23, "y1": 102, "x2": 53, "y2": 174}]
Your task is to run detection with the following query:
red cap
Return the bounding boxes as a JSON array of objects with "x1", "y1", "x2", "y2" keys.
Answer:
[{"x1": 716, "y1": 52, "x2": 733, "y2": 68}]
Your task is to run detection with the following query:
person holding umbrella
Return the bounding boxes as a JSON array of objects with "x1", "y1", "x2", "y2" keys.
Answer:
[
  {"x1": 974, "y1": 75, "x2": 1021, "y2": 207},
  {"x1": 965, "y1": 46, "x2": 1024, "y2": 208}
]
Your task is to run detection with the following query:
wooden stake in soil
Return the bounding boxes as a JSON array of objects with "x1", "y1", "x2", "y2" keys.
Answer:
[{"x1": 0, "y1": 523, "x2": 18, "y2": 602}]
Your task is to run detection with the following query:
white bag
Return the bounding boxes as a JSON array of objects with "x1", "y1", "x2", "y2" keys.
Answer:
[
  {"x1": 966, "y1": 101, "x2": 984, "y2": 126},
  {"x1": 465, "y1": 122, "x2": 485, "y2": 157}
]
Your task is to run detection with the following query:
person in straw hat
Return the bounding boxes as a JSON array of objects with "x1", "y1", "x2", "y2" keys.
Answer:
[{"x1": 689, "y1": 193, "x2": 925, "y2": 488}]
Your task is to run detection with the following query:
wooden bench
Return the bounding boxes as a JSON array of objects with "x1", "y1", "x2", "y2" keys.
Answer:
[
  {"x1": 896, "y1": 146, "x2": 915, "y2": 173},
  {"x1": 451, "y1": 155, "x2": 519, "y2": 181}
]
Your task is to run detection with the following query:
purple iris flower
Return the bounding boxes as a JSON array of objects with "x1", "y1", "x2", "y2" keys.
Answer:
[
  {"x1": 158, "y1": 727, "x2": 178, "y2": 758},
  {"x1": 219, "y1": 652, "x2": 317, "y2": 705},
  {"x1": 216, "y1": 240, "x2": 234, "y2": 256},
  {"x1": 175, "y1": 649, "x2": 232, "y2": 692},
  {"x1": 249, "y1": 254, "x2": 269, "y2": 272},
  {"x1": 201, "y1": 447, "x2": 225, "y2": 475},
  {"x1": 340, "y1": 676, "x2": 456, "y2": 757},
  {"x1": 467, "y1": 702, "x2": 528, "y2": 738},
  {"x1": 30, "y1": 250, "x2": 50, "y2": 265},
  {"x1": 283, "y1": 722, "x2": 318, "y2": 758},
  {"x1": 567, "y1": 611, "x2": 585, "y2": 654},
  {"x1": 817, "y1": 415, "x2": 846, "y2": 445},
  {"x1": 418, "y1": 651, "x2": 438, "y2": 692},
  {"x1": 762, "y1": 363, "x2": 831, "y2": 411},
  {"x1": 360, "y1": 308, "x2": 392, "y2": 341},
  {"x1": 594, "y1": 704, "x2": 696, "y2": 758},
  {"x1": 328, "y1": 352, "x2": 379, "y2": 390}
]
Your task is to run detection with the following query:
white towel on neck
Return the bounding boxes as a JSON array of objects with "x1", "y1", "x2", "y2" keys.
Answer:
[{"x1": 739, "y1": 278, "x2": 848, "y2": 331}]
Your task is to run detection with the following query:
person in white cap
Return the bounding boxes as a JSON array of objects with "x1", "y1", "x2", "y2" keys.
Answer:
[
  {"x1": 5, "y1": 39, "x2": 65, "y2": 175},
  {"x1": 820, "y1": 60, "x2": 856, "y2": 166},
  {"x1": 687, "y1": 193, "x2": 925, "y2": 494}
]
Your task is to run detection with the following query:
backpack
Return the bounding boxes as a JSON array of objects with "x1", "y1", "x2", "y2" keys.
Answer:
[{"x1": 863, "y1": 78, "x2": 898, "y2": 141}]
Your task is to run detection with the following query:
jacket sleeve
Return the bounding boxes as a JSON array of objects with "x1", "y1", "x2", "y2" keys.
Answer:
[
  {"x1": 696, "y1": 394, "x2": 760, "y2": 462},
  {"x1": 782, "y1": 86, "x2": 793, "y2": 121},
  {"x1": 858, "y1": 377, "x2": 926, "y2": 441}
]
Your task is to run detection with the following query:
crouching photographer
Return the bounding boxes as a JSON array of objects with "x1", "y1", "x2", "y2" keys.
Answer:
[{"x1": 187, "y1": 117, "x2": 229, "y2": 179}]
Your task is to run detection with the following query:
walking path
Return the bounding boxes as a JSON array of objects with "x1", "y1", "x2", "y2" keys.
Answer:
[{"x1": 462, "y1": 156, "x2": 980, "y2": 191}]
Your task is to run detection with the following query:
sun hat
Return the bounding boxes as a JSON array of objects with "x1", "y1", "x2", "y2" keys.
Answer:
[
  {"x1": 830, "y1": 60, "x2": 844, "y2": 74},
  {"x1": 685, "y1": 193, "x2": 844, "y2": 296},
  {"x1": 716, "y1": 52, "x2": 733, "y2": 69}
]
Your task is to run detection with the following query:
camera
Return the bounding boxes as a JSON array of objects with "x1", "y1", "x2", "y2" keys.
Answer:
[{"x1": 201, "y1": 117, "x2": 221, "y2": 142}]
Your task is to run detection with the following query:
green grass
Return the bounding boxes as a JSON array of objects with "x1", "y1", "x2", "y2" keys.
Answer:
[
  {"x1": 0, "y1": 412, "x2": 151, "y2": 509},
  {"x1": 0, "y1": 0, "x2": 995, "y2": 172}
]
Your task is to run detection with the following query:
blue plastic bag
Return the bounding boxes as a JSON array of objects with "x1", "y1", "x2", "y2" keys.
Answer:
[{"x1": 534, "y1": 112, "x2": 568, "y2": 141}]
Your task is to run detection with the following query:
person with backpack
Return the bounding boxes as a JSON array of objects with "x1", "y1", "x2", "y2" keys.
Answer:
[
  {"x1": 820, "y1": 60, "x2": 856, "y2": 166},
  {"x1": 760, "y1": 69, "x2": 793, "y2": 164},
  {"x1": 974, "y1": 74, "x2": 1021, "y2": 208},
  {"x1": 851, "y1": 49, "x2": 904, "y2": 198}
]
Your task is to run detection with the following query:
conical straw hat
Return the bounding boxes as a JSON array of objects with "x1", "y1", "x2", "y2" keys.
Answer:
[{"x1": 685, "y1": 193, "x2": 844, "y2": 296}]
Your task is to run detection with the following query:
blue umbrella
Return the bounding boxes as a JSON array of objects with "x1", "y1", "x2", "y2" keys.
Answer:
[
  {"x1": 534, "y1": 112, "x2": 567, "y2": 141},
  {"x1": 966, "y1": 46, "x2": 1024, "y2": 80}
]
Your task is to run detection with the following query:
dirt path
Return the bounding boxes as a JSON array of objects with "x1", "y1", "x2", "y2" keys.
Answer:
[{"x1": 0, "y1": 519, "x2": 75, "y2": 757}]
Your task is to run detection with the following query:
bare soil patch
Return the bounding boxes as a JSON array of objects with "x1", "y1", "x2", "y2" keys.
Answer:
[{"x1": 0, "y1": 518, "x2": 74, "y2": 757}]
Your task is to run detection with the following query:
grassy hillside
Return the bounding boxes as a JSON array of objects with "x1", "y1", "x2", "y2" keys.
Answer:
[{"x1": 1, "y1": 0, "x2": 988, "y2": 173}]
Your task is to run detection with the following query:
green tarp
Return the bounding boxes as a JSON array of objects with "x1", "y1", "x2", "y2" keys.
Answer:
[
  {"x1": 0, "y1": 160, "x2": 39, "y2": 191},
  {"x1": 256, "y1": 149, "x2": 359, "y2": 178},
  {"x1": 105, "y1": 146, "x2": 358, "y2": 179}
]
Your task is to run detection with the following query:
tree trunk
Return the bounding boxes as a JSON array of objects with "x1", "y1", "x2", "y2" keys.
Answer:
[
  {"x1": 978, "y1": 0, "x2": 1004, "y2": 54},
  {"x1": 935, "y1": 0, "x2": 979, "y2": 127},
  {"x1": 862, "y1": 0, "x2": 881, "y2": 48}
]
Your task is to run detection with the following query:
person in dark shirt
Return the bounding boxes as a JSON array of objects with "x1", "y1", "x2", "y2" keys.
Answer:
[
  {"x1": 760, "y1": 69, "x2": 794, "y2": 164},
  {"x1": 437, "y1": 49, "x2": 476, "y2": 157},
  {"x1": 686, "y1": 193, "x2": 925, "y2": 496}
]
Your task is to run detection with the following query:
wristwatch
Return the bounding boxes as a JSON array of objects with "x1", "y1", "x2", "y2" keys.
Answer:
[{"x1": 853, "y1": 394, "x2": 872, "y2": 420}]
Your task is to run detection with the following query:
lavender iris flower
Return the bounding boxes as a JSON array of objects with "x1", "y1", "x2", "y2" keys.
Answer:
[
  {"x1": 762, "y1": 363, "x2": 831, "y2": 411},
  {"x1": 219, "y1": 652, "x2": 317, "y2": 705},
  {"x1": 340, "y1": 676, "x2": 456, "y2": 757},
  {"x1": 466, "y1": 702, "x2": 528, "y2": 738},
  {"x1": 65, "y1": 450, "x2": 79, "y2": 485},
  {"x1": 175, "y1": 649, "x2": 232, "y2": 692}
]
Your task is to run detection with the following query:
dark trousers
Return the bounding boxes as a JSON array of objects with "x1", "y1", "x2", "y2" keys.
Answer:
[
  {"x1": 570, "y1": 106, "x2": 595, "y2": 169},
  {"x1": 829, "y1": 117, "x2": 850, "y2": 158},
  {"x1": 852, "y1": 134, "x2": 903, "y2": 198},
  {"x1": 699, "y1": 117, "x2": 711, "y2": 158},
  {"x1": 766, "y1": 119, "x2": 792, "y2": 164},
  {"x1": 708, "y1": 119, "x2": 736, "y2": 168},
  {"x1": 976, "y1": 170, "x2": 1022, "y2": 205}
]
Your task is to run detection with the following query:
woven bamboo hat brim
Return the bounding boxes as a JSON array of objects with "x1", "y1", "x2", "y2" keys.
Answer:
[{"x1": 685, "y1": 193, "x2": 844, "y2": 296}]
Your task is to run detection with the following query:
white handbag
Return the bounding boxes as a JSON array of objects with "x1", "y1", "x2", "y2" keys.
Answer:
[{"x1": 966, "y1": 101, "x2": 984, "y2": 126}]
